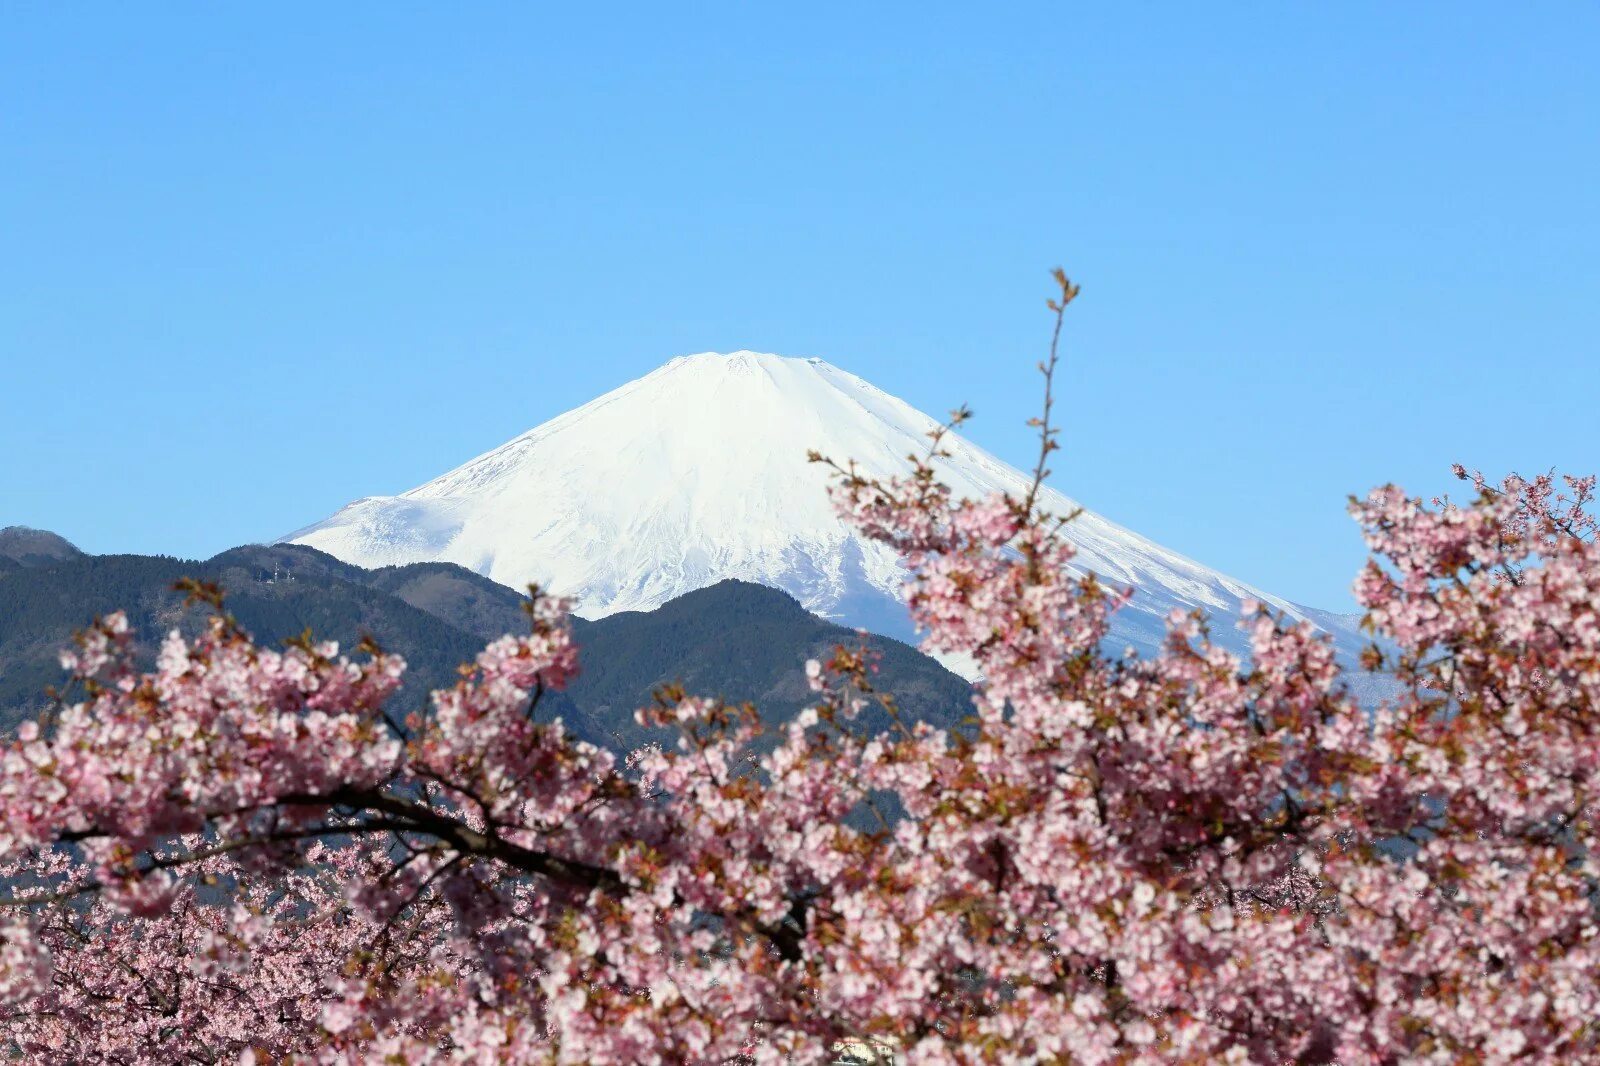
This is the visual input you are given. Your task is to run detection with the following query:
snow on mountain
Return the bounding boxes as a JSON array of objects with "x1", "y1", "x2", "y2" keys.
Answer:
[{"x1": 281, "y1": 352, "x2": 1369, "y2": 676}]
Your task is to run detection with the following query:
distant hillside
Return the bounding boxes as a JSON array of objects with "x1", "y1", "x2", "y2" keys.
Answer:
[
  {"x1": 0, "y1": 545, "x2": 592, "y2": 736},
  {"x1": 0, "y1": 545, "x2": 972, "y2": 749},
  {"x1": 0, "y1": 527, "x2": 84, "y2": 569},
  {"x1": 567, "y1": 580, "x2": 972, "y2": 751}
]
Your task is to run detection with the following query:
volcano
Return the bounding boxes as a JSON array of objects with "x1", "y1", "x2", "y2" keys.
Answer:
[{"x1": 281, "y1": 352, "x2": 1366, "y2": 674}]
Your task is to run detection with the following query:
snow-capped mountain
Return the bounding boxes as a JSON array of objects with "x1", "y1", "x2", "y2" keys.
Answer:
[{"x1": 282, "y1": 352, "x2": 1367, "y2": 675}]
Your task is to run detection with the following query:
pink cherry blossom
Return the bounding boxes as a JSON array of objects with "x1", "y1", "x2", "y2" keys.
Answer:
[{"x1": 0, "y1": 276, "x2": 1595, "y2": 1062}]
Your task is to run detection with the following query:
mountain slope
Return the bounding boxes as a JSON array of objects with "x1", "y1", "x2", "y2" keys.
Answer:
[
  {"x1": 0, "y1": 546, "x2": 565, "y2": 735},
  {"x1": 567, "y1": 579, "x2": 972, "y2": 752},
  {"x1": 0, "y1": 547, "x2": 970, "y2": 746},
  {"x1": 0, "y1": 527, "x2": 84, "y2": 569},
  {"x1": 283, "y1": 352, "x2": 1370, "y2": 670}
]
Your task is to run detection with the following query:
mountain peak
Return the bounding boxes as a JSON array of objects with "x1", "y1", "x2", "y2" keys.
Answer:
[
  {"x1": 0, "y1": 527, "x2": 85, "y2": 569},
  {"x1": 280, "y1": 353, "x2": 1367, "y2": 674},
  {"x1": 676, "y1": 349, "x2": 817, "y2": 363},
  {"x1": 656, "y1": 350, "x2": 835, "y2": 381},
  {"x1": 662, "y1": 578, "x2": 812, "y2": 618}
]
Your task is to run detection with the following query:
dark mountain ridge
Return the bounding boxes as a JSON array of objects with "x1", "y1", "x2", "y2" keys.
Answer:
[
  {"x1": 0, "y1": 526, "x2": 84, "y2": 569},
  {"x1": 0, "y1": 541, "x2": 972, "y2": 749}
]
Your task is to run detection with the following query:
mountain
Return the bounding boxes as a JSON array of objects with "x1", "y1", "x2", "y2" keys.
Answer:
[
  {"x1": 0, "y1": 546, "x2": 970, "y2": 746},
  {"x1": 567, "y1": 579, "x2": 971, "y2": 753},
  {"x1": 0, "y1": 545, "x2": 547, "y2": 735},
  {"x1": 283, "y1": 351, "x2": 1372, "y2": 674},
  {"x1": 0, "y1": 527, "x2": 84, "y2": 569}
]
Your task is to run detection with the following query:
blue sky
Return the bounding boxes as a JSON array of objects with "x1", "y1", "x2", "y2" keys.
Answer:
[{"x1": 2, "y1": 4, "x2": 1595, "y2": 611}]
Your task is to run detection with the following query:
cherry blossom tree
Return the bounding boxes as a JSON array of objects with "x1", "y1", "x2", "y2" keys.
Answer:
[{"x1": 0, "y1": 273, "x2": 1596, "y2": 1063}]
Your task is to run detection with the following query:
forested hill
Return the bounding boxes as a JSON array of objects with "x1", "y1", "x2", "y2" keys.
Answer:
[
  {"x1": 0, "y1": 526, "x2": 85, "y2": 569},
  {"x1": 0, "y1": 542, "x2": 973, "y2": 750},
  {"x1": 0, "y1": 545, "x2": 568, "y2": 737},
  {"x1": 566, "y1": 579, "x2": 973, "y2": 751}
]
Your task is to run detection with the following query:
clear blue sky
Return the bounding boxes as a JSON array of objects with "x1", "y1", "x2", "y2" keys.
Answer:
[{"x1": 3, "y1": 4, "x2": 1595, "y2": 611}]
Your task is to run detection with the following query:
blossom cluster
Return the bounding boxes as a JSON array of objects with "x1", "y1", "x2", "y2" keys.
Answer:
[{"x1": 0, "y1": 432, "x2": 1595, "y2": 1059}]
